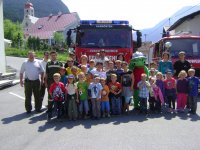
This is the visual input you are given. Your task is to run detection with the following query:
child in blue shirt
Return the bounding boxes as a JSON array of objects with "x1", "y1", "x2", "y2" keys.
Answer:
[{"x1": 188, "y1": 69, "x2": 200, "y2": 114}]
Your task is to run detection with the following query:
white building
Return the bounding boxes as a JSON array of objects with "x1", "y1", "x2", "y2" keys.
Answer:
[{"x1": 167, "y1": 10, "x2": 200, "y2": 35}]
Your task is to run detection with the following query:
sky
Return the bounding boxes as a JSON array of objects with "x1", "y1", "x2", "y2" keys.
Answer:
[{"x1": 62, "y1": 0, "x2": 200, "y2": 30}]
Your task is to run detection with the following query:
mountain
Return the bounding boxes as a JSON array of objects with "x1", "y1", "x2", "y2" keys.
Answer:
[
  {"x1": 141, "y1": 5, "x2": 200, "y2": 42},
  {"x1": 3, "y1": 0, "x2": 70, "y2": 22}
]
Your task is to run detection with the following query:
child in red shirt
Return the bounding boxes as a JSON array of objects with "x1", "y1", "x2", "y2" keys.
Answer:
[
  {"x1": 48, "y1": 73, "x2": 66, "y2": 120},
  {"x1": 108, "y1": 74, "x2": 122, "y2": 115}
]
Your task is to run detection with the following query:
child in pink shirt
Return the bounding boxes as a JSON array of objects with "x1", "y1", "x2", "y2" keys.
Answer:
[
  {"x1": 149, "y1": 77, "x2": 164, "y2": 113},
  {"x1": 164, "y1": 70, "x2": 176, "y2": 113}
]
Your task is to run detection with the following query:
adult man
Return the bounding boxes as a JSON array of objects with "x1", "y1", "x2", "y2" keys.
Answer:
[
  {"x1": 40, "y1": 51, "x2": 49, "y2": 103},
  {"x1": 45, "y1": 51, "x2": 63, "y2": 118},
  {"x1": 98, "y1": 49, "x2": 109, "y2": 66},
  {"x1": 173, "y1": 51, "x2": 191, "y2": 77},
  {"x1": 20, "y1": 51, "x2": 44, "y2": 113}
]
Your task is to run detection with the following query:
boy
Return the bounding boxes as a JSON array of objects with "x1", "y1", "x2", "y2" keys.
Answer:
[
  {"x1": 100, "y1": 78, "x2": 110, "y2": 117},
  {"x1": 48, "y1": 73, "x2": 65, "y2": 120},
  {"x1": 137, "y1": 73, "x2": 150, "y2": 114},
  {"x1": 108, "y1": 74, "x2": 122, "y2": 115},
  {"x1": 77, "y1": 72, "x2": 89, "y2": 119},
  {"x1": 88, "y1": 75, "x2": 103, "y2": 119},
  {"x1": 188, "y1": 69, "x2": 200, "y2": 114}
]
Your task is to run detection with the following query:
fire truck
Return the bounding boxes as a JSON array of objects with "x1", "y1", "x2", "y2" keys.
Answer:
[
  {"x1": 67, "y1": 20, "x2": 142, "y2": 62},
  {"x1": 149, "y1": 33, "x2": 200, "y2": 76}
]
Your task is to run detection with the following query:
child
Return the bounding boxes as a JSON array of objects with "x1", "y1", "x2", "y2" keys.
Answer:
[
  {"x1": 60, "y1": 67, "x2": 67, "y2": 86},
  {"x1": 48, "y1": 73, "x2": 66, "y2": 120},
  {"x1": 108, "y1": 74, "x2": 122, "y2": 115},
  {"x1": 156, "y1": 72, "x2": 165, "y2": 103},
  {"x1": 88, "y1": 75, "x2": 103, "y2": 119},
  {"x1": 137, "y1": 73, "x2": 150, "y2": 114},
  {"x1": 187, "y1": 69, "x2": 200, "y2": 114},
  {"x1": 164, "y1": 70, "x2": 176, "y2": 113},
  {"x1": 149, "y1": 77, "x2": 164, "y2": 113},
  {"x1": 100, "y1": 78, "x2": 110, "y2": 117},
  {"x1": 121, "y1": 61, "x2": 134, "y2": 114},
  {"x1": 77, "y1": 72, "x2": 89, "y2": 119},
  {"x1": 66, "y1": 74, "x2": 79, "y2": 120},
  {"x1": 176, "y1": 70, "x2": 189, "y2": 112}
]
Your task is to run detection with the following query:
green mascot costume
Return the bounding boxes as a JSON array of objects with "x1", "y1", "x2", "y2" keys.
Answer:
[{"x1": 129, "y1": 51, "x2": 149, "y2": 109}]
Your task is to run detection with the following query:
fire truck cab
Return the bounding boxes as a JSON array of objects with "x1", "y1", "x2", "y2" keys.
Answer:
[{"x1": 67, "y1": 20, "x2": 142, "y2": 63}]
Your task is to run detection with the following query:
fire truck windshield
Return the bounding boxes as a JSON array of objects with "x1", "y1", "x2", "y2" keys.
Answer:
[
  {"x1": 77, "y1": 29, "x2": 132, "y2": 48},
  {"x1": 165, "y1": 38, "x2": 200, "y2": 57}
]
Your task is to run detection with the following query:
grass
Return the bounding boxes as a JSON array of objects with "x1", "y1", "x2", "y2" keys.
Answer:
[{"x1": 5, "y1": 47, "x2": 68, "y2": 62}]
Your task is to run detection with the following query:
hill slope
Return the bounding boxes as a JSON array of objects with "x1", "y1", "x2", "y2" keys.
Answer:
[{"x1": 3, "y1": 0, "x2": 70, "y2": 22}]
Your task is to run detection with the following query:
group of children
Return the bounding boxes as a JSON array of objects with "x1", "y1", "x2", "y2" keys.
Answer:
[{"x1": 48, "y1": 56, "x2": 199, "y2": 121}]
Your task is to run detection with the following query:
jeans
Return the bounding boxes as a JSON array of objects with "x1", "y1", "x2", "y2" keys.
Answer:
[
  {"x1": 188, "y1": 96, "x2": 198, "y2": 113},
  {"x1": 101, "y1": 101, "x2": 110, "y2": 113},
  {"x1": 91, "y1": 98, "x2": 101, "y2": 118},
  {"x1": 79, "y1": 100, "x2": 89, "y2": 114},
  {"x1": 139, "y1": 97, "x2": 147, "y2": 113},
  {"x1": 111, "y1": 97, "x2": 121, "y2": 115}
]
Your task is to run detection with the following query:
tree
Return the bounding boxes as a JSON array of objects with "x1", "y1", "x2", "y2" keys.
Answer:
[
  {"x1": 53, "y1": 32, "x2": 64, "y2": 45},
  {"x1": 4, "y1": 19, "x2": 23, "y2": 48}
]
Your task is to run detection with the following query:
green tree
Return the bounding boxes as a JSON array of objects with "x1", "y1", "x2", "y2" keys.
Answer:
[
  {"x1": 53, "y1": 32, "x2": 64, "y2": 45},
  {"x1": 4, "y1": 19, "x2": 23, "y2": 47}
]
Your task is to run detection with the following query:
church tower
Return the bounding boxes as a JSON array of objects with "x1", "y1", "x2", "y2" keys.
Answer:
[
  {"x1": 22, "y1": 0, "x2": 38, "y2": 34},
  {"x1": 24, "y1": 0, "x2": 35, "y2": 18}
]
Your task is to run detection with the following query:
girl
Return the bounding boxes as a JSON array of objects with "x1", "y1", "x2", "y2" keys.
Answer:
[
  {"x1": 164, "y1": 70, "x2": 176, "y2": 113},
  {"x1": 176, "y1": 70, "x2": 189, "y2": 112},
  {"x1": 66, "y1": 74, "x2": 79, "y2": 120},
  {"x1": 149, "y1": 77, "x2": 164, "y2": 113},
  {"x1": 156, "y1": 72, "x2": 165, "y2": 103}
]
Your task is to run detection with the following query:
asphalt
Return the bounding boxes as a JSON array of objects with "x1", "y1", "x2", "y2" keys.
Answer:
[{"x1": 0, "y1": 56, "x2": 200, "y2": 150}]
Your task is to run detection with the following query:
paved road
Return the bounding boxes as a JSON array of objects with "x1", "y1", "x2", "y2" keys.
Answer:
[{"x1": 0, "y1": 56, "x2": 200, "y2": 150}]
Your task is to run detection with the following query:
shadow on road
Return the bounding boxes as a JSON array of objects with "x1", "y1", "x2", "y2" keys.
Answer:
[
  {"x1": 1, "y1": 109, "x2": 200, "y2": 132},
  {"x1": 36, "y1": 110, "x2": 200, "y2": 132}
]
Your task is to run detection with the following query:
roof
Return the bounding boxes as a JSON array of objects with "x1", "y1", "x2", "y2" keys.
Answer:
[
  {"x1": 28, "y1": 15, "x2": 39, "y2": 24},
  {"x1": 168, "y1": 10, "x2": 200, "y2": 31},
  {"x1": 26, "y1": 12, "x2": 79, "y2": 39}
]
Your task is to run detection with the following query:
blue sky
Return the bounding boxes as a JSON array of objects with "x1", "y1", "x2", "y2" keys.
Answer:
[{"x1": 63, "y1": 0, "x2": 200, "y2": 29}]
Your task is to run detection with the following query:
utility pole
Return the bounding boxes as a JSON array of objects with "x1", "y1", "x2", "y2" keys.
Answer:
[{"x1": 0, "y1": 0, "x2": 6, "y2": 73}]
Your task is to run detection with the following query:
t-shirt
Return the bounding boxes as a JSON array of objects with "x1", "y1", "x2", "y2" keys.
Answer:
[
  {"x1": 173, "y1": 60, "x2": 191, "y2": 77},
  {"x1": 116, "y1": 68, "x2": 124, "y2": 83},
  {"x1": 49, "y1": 82, "x2": 65, "y2": 101},
  {"x1": 46, "y1": 61, "x2": 63, "y2": 80},
  {"x1": 77, "y1": 81, "x2": 88, "y2": 100},
  {"x1": 121, "y1": 70, "x2": 132, "y2": 87},
  {"x1": 164, "y1": 78, "x2": 176, "y2": 90},
  {"x1": 66, "y1": 83, "x2": 77, "y2": 95},
  {"x1": 158, "y1": 60, "x2": 174, "y2": 75},
  {"x1": 188, "y1": 76, "x2": 200, "y2": 96},
  {"x1": 108, "y1": 82, "x2": 122, "y2": 98},
  {"x1": 101, "y1": 85, "x2": 110, "y2": 101},
  {"x1": 90, "y1": 69, "x2": 107, "y2": 79},
  {"x1": 176, "y1": 78, "x2": 189, "y2": 94},
  {"x1": 137, "y1": 81, "x2": 150, "y2": 98},
  {"x1": 106, "y1": 69, "x2": 116, "y2": 84},
  {"x1": 60, "y1": 75, "x2": 67, "y2": 86},
  {"x1": 88, "y1": 82, "x2": 103, "y2": 99}
]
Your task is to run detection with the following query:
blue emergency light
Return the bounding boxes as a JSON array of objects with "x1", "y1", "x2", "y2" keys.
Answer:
[{"x1": 80, "y1": 20, "x2": 129, "y2": 25}]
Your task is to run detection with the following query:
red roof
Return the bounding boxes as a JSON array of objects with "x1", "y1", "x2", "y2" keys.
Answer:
[
  {"x1": 26, "y1": 12, "x2": 79, "y2": 39},
  {"x1": 25, "y1": 2, "x2": 33, "y2": 8}
]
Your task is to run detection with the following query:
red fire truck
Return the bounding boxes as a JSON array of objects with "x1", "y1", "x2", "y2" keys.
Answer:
[
  {"x1": 67, "y1": 20, "x2": 142, "y2": 62},
  {"x1": 149, "y1": 33, "x2": 200, "y2": 76}
]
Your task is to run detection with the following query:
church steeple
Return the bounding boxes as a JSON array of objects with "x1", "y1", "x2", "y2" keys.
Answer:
[{"x1": 24, "y1": 0, "x2": 34, "y2": 18}]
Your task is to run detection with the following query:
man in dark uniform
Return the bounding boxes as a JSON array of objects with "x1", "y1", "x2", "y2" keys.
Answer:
[
  {"x1": 173, "y1": 51, "x2": 191, "y2": 77},
  {"x1": 45, "y1": 51, "x2": 63, "y2": 119}
]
